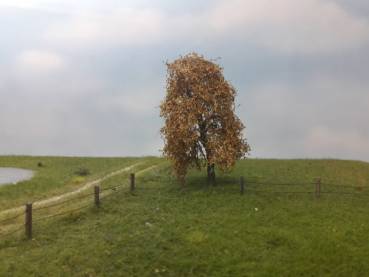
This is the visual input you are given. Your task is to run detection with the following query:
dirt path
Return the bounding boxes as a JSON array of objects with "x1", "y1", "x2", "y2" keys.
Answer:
[
  {"x1": 0, "y1": 162, "x2": 146, "y2": 218},
  {"x1": 100, "y1": 164, "x2": 162, "y2": 199}
]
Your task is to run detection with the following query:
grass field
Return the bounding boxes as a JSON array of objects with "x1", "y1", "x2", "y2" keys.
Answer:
[
  {"x1": 1, "y1": 157, "x2": 369, "y2": 276},
  {"x1": 0, "y1": 156, "x2": 160, "y2": 209}
]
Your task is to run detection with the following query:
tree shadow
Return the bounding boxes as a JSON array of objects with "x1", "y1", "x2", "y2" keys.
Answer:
[{"x1": 177, "y1": 174, "x2": 239, "y2": 192}]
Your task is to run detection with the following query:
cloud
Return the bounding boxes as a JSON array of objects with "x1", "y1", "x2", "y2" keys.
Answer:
[
  {"x1": 0, "y1": 0, "x2": 54, "y2": 9},
  {"x1": 238, "y1": 76, "x2": 369, "y2": 160},
  {"x1": 15, "y1": 50, "x2": 65, "y2": 73},
  {"x1": 45, "y1": 8, "x2": 165, "y2": 47},
  {"x1": 208, "y1": 0, "x2": 369, "y2": 53},
  {"x1": 331, "y1": 0, "x2": 369, "y2": 18},
  {"x1": 305, "y1": 126, "x2": 369, "y2": 161},
  {"x1": 1, "y1": 0, "x2": 369, "y2": 161},
  {"x1": 42, "y1": 0, "x2": 369, "y2": 54},
  {"x1": 95, "y1": 88, "x2": 161, "y2": 114}
]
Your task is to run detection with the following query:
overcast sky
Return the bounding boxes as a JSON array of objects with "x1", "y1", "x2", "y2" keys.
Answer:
[{"x1": 0, "y1": 0, "x2": 368, "y2": 161}]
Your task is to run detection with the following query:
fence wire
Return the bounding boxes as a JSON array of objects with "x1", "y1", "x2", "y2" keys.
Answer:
[
  {"x1": 0, "y1": 225, "x2": 24, "y2": 240},
  {"x1": 33, "y1": 192, "x2": 96, "y2": 211},
  {"x1": 100, "y1": 183, "x2": 127, "y2": 192},
  {"x1": 246, "y1": 180, "x2": 314, "y2": 186},
  {"x1": 2, "y1": 174, "x2": 369, "y2": 244},
  {"x1": 0, "y1": 212, "x2": 24, "y2": 225},
  {"x1": 34, "y1": 202, "x2": 93, "y2": 223}
]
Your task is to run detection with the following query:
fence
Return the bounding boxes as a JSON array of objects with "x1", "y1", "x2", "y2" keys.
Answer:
[
  {"x1": 237, "y1": 176, "x2": 369, "y2": 198},
  {"x1": 1, "y1": 173, "x2": 368, "y2": 242},
  {"x1": 0, "y1": 173, "x2": 137, "y2": 241}
]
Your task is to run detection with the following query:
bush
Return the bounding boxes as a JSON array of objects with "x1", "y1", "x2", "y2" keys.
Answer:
[{"x1": 74, "y1": 167, "x2": 91, "y2": 176}]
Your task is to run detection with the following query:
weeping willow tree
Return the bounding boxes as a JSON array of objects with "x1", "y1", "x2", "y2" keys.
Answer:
[{"x1": 160, "y1": 53, "x2": 250, "y2": 185}]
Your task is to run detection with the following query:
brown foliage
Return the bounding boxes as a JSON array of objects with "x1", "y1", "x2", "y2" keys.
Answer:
[{"x1": 160, "y1": 53, "x2": 250, "y2": 183}]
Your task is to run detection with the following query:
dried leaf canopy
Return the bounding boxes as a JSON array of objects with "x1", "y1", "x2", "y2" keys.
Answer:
[{"x1": 160, "y1": 53, "x2": 250, "y2": 181}]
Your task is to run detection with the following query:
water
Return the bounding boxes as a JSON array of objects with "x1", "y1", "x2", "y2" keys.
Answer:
[{"x1": 0, "y1": 168, "x2": 34, "y2": 186}]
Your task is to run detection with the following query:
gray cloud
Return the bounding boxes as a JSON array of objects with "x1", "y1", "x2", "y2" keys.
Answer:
[
  {"x1": 0, "y1": 0, "x2": 369, "y2": 161},
  {"x1": 239, "y1": 77, "x2": 369, "y2": 160},
  {"x1": 332, "y1": 0, "x2": 369, "y2": 17}
]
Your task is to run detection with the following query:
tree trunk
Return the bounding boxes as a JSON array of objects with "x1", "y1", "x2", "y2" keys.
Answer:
[
  {"x1": 207, "y1": 164, "x2": 211, "y2": 184},
  {"x1": 180, "y1": 178, "x2": 186, "y2": 187},
  {"x1": 211, "y1": 164, "x2": 216, "y2": 186},
  {"x1": 207, "y1": 163, "x2": 216, "y2": 186}
]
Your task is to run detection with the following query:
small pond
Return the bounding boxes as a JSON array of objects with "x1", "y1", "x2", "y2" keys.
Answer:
[{"x1": 0, "y1": 168, "x2": 34, "y2": 186}]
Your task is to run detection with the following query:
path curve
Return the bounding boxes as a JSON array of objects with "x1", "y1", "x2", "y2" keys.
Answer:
[{"x1": 0, "y1": 162, "x2": 144, "y2": 218}]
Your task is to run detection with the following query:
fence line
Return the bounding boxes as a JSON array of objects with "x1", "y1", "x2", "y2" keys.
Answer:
[
  {"x1": 33, "y1": 192, "x2": 96, "y2": 211},
  {"x1": 242, "y1": 188, "x2": 369, "y2": 197},
  {"x1": 238, "y1": 176, "x2": 369, "y2": 197},
  {"x1": 100, "y1": 183, "x2": 126, "y2": 192},
  {"x1": 0, "y1": 212, "x2": 24, "y2": 225},
  {"x1": 245, "y1": 189, "x2": 315, "y2": 194},
  {"x1": 0, "y1": 225, "x2": 23, "y2": 240},
  {"x1": 1, "y1": 172, "x2": 369, "y2": 242},
  {"x1": 245, "y1": 180, "x2": 314, "y2": 186},
  {"x1": 0, "y1": 173, "x2": 136, "y2": 241},
  {"x1": 33, "y1": 203, "x2": 94, "y2": 223}
]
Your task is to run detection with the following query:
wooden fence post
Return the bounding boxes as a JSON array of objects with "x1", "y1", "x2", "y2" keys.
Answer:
[
  {"x1": 240, "y1": 176, "x2": 245, "y2": 195},
  {"x1": 130, "y1": 173, "x2": 135, "y2": 193},
  {"x1": 315, "y1": 178, "x2": 321, "y2": 198},
  {"x1": 94, "y1": 185, "x2": 100, "y2": 207},
  {"x1": 25, "y1": 203, "x2": 32, "y2": 239}
]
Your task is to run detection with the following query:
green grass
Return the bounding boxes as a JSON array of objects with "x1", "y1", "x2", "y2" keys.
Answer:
[
  {"x1": 0, "y1": 156, "x2": 161, "y2": 209},
  {"x1": 1, "y1": 158, "x2": 369, "y2": 276}
]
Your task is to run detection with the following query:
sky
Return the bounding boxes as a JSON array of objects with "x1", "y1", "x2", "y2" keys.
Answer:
[{"x1": 0, "y1": 0, "x2": 368, "y2": 161}]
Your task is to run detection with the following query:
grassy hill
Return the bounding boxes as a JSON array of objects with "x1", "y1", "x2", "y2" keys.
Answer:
[{"x1": 1, "y1": 157, "x2": 369, "y2": 276}]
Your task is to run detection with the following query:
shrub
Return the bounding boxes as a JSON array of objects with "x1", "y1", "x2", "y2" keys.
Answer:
[{"x1": 74, "y1": 167, "x2": 91, "y2": 176}]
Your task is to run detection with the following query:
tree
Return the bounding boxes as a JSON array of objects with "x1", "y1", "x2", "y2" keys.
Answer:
[{"x1": 160, "y1": 53, "x2": 250, "y2": 185}]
